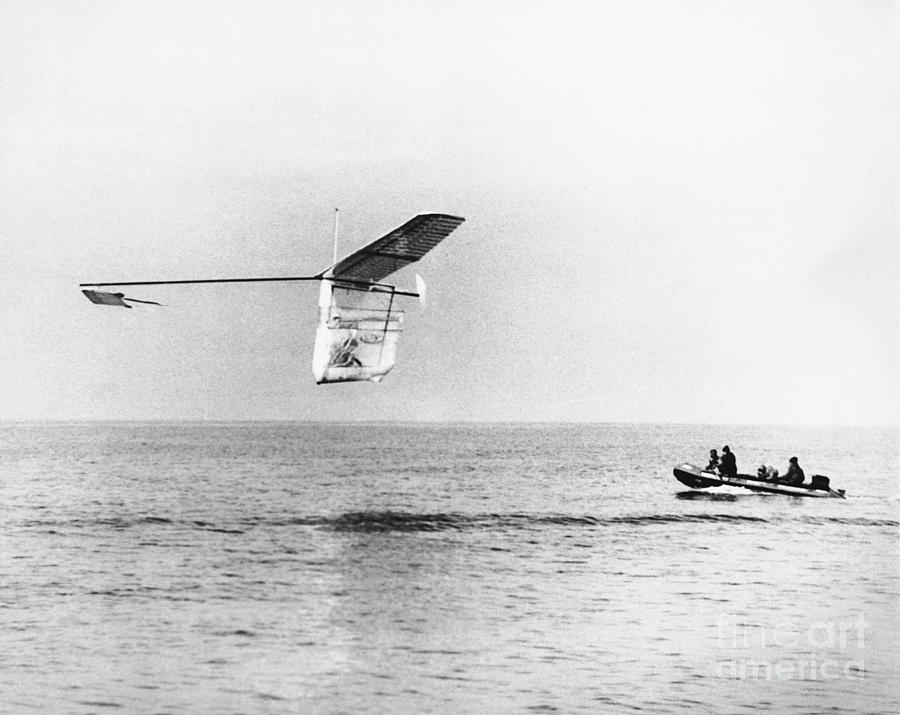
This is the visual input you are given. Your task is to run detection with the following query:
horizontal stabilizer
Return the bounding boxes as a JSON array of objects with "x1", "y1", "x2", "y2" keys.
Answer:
[
  {"x1": 81, "y1": 290, "x2": 162, "y2": 308},
  {"x1": 82, "y1": 290, "x2": 132, "y2": 308}
]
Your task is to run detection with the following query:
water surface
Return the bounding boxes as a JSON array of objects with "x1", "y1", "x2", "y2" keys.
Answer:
[{"x1": 1, "y1": 422, "x2": 897, "y2": 712}]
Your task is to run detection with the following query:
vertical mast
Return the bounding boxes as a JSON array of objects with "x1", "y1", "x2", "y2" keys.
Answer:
[{"x1": 332, "y1": 207, "x2": 340, "y2": 268}]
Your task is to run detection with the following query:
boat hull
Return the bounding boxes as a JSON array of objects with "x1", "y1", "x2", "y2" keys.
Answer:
[{"x1": 673, "y1": 463, "x2": 846, "y2": 498}]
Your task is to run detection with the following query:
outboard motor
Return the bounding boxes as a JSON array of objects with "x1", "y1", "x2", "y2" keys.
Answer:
[{"x1": 810, "y1": 474, "x2": 831, "y2": 491}]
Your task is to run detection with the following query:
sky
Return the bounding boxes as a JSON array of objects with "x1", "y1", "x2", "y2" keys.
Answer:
[{"x1": 1, "y1": 0, "x2": 897, "y2": 424}]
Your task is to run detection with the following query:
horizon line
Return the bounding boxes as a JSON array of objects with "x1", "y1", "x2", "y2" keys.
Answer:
[{"x1": 1, "y1": 418, "x2": 897, "y2": 429}]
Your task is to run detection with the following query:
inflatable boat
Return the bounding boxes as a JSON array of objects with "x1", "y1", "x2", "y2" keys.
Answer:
[{"x1": 673, "y1": 463, "x2": 846, "y2": 498}]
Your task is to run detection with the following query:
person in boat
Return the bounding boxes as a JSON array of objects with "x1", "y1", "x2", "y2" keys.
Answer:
[
  {"x1": 706, "y1": 449, "x2": 719, "y2": 472},
  {"x1": 718, "y1": 445, "x2": 737, "y2": 478},
  {"x1": 780, "y1": 457, "x2": 805, "y2": 486},
  {"x1": 757, "y1": 464, "x2": 779, "y2": 480}
]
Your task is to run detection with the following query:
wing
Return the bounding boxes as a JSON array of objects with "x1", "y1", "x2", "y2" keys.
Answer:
[{"x1": 323, "y1": 213, "x2": 465, "y2": 283}]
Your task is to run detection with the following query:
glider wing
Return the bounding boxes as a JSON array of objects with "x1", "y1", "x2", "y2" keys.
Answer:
[{"x1": 323, "y1": 213, "x2": 465, "y2": 282}]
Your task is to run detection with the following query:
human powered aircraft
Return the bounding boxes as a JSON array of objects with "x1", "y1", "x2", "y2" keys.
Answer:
[{"x1": 80, "y1": 212, "x2": 465, "y2": 384}]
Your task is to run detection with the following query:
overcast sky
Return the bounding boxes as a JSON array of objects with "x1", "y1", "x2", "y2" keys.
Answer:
[{"x1": 1, "y1": 0, "x2": 897, "y2": 424}]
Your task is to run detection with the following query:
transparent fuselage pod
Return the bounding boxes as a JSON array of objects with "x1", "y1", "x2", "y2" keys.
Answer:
[{"x1": 311, "y1": 280, "x2": 404, "y2": 384}]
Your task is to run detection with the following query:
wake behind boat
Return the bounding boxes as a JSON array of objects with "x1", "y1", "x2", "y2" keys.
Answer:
[{"x1": 673, "y1": 463, "x2": 846, "y2": 498}]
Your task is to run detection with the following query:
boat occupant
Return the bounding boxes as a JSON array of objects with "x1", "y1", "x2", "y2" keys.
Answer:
[
  {"x1": 718, "y1": 445, "x2": 737, "y2": 478},
  {"x1": 706, "y1": 449, "x2": 719, "y2": 471},
  {"x1": 757, "y1": 464, "x2": 779, "y2": 480},
  {"x1": 781, "y1": 456, "x2": 805, "y2": 486}
]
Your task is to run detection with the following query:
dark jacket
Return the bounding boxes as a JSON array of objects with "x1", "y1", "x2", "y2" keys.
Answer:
[
  {"x1": 719, "y1": 451, "x2": 737, "y2": 477},
  {"x1": 784, "y1": 463, "x2": 805, "y2": 485}
]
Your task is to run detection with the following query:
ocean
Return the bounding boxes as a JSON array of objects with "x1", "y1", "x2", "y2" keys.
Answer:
[{"x1": 1, "y1": 422, "x2": 898, "y2": 713}]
